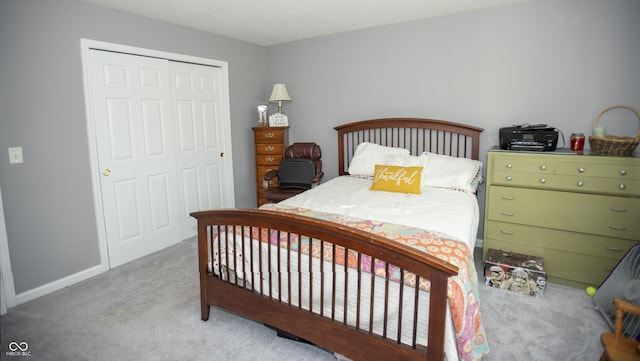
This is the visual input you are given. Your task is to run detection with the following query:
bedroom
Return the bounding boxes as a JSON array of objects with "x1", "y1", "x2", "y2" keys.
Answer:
[{"x1": 1, "y1": 0, "x2": 639, "y2": 359}]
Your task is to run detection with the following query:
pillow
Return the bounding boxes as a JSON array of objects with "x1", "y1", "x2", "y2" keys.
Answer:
[
  {"x1": 420, "y1": 152, "x2": 483, "y2": 193},
  {"x1": 369, "y1": 165, "x2": 423, "y2": 194},
  {"x1": 347, "y1": 143, "x2": 410, "y2": 177},
  {"x1": 382, "y1": 153, "x2": 423, "y2": 167}
]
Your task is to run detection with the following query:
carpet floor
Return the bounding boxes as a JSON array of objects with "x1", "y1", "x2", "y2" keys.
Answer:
[{"x1": 1, "y1": 238, "x2": 610, "y2": 360}]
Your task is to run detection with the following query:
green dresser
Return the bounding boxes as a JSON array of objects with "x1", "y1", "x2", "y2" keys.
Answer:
[{"x1": 483, "y1": 148, "x2": 640, "y2": 289}]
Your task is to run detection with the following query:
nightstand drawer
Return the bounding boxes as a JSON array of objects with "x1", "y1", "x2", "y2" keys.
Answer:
[
  {"x1": 487, "y1": 186, "x2": 640, "y2": 240},
  {"x1": 255, "y1": 143, "x2": 284, "y2": 155},
  {"x1": 257, "y1": 165, "x2": 278, "y2": 177},
  {"x1": 256, "y1": 154, "x2": 282, "y2": 166},
  {"x1": 485, "y1": 220, "x2": 635, "y2": 260},
  {"x1": 254, "y1": 128, "x2": 287, "y2": 142}
]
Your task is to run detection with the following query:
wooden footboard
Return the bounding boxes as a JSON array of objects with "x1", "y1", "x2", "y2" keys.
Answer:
[{"x1": 191, "y1": 209, "x2": 458, "y2": 361}]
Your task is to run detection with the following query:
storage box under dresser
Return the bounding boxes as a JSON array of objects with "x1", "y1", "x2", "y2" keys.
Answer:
[{"x1": 483, "y1": 148, "x2": 640, "y2": 289}]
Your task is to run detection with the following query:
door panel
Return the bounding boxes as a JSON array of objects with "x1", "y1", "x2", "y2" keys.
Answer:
[
  {"x1": 90, "y1": 50, "x2": 181, "y2": 267},
  {"x1": 170, "y1": 61, "x2": 231, "y2": 239}
]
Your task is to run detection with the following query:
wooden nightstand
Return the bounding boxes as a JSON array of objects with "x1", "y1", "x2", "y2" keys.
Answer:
[
  {"x1": 253, "y1": 126, "x2": 289, "y2": 207},
  {"x1": 483, "y1": 147, "x2": 640, "y2": 288}
]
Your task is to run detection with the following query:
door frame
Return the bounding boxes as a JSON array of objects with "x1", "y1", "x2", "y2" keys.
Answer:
[
  {"x1": 80, "y1": 39, "x2": 234, "y2": 269},
  {"x1": 0, "y1": 185, "x2": 17, "y2": 314}
]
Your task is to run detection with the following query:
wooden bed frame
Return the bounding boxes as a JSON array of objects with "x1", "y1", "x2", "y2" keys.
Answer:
[{"x1": 191, "y1": 118, "x2": 483, "y2": 361}]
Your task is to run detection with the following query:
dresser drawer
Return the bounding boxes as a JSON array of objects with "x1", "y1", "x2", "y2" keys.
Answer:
[
  {"x1": 490, "y1": 153, "x2": 640, "y2": 196},
  {"x1": 492, "y1": 154, "x2": 640, "y2": 178},
  {"x1": 484, "y1": 238, "x2": 617, "y2": 288},
  {"x1": 487, "y1": 186, "x2": 640, "y2": 240},
  {"x1": 255, "y1": 143, "x2": 284, "y2": 155},
  {"x1": 485, "y1": 220, "x2": 634, "y2": 260},
  {"x1": 492, "y1": 170, "x2": 640, "y2": 196},
  {"x1": 554, "y1": 159, "x2": 640, "y2": 179},
  {"x1": 256, "y1": 154, "x2": 282, "y2": 166},
  {"x1": 254, "y1": 128, "x2": 287, "y2": 142}
]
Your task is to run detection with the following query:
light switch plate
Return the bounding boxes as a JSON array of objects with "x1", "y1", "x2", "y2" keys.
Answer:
[{"x1": 8, "y1": 147, "x2": 23, "y2": 164}]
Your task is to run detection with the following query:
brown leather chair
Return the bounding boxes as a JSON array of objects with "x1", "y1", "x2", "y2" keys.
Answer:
[
  {"x1": 263, "y1": 142, "x2": 323, "y2": 203},
  {"x1": 600, "y1": 298, "x2": 640, "y2": 361}
]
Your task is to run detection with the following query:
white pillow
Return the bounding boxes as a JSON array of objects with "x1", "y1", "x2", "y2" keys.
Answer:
[
  {"x1": 420, "y1": 152, "x2": 483, "y2": 193},
  {"x1": 347, "y1": 142, "x2": 410, "y2": 177},
  {"x1": 383, "y1": 153, "x2": 423, "y2": 167}
]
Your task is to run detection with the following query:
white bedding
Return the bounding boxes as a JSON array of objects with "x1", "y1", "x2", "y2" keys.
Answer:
[{"x1": 279, "y1": 175, "x2": 480, "y2": 249}]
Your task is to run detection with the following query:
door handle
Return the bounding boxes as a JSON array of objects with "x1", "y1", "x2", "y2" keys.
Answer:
[{"x1": 103, "y1": 169, "x2": 111, "y2": 176}]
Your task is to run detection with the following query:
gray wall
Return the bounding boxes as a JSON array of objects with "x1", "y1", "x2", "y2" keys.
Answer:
[
  {"x1": 0, "y1": 0, "x2": 266, "y2": 295},
  {"x1": 2, "y1": 0, "x2": 639, "y2": 300},
  {"x1": 266, "y1": 0, "x2": 640, "y2": 237}
]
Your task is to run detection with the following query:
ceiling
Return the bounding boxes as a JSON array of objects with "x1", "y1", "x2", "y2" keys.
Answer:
[{"x1": 81, "y1": 0, "x2": 531, "y2": 46}]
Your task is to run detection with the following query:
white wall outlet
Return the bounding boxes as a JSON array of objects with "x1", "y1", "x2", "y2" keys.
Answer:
[{"x1": 8, "y1": 147, "x2": 23, "y2": 164}]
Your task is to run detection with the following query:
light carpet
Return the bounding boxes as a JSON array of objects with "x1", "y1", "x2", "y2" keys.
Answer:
[{"x1": 1, "y1": 238, "x2": 610, "y2": 360}]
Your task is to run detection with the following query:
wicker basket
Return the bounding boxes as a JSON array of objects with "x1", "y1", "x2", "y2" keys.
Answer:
[{"x1": 588, "y1": 105, "x2": 640, "y2": 155}]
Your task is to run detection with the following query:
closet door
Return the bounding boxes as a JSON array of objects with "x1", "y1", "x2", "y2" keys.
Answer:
[
  {"x1": 170, "y1": 62, "x2": 234, "y2": 239},
  {"x1": 89, "y1": 50, "x2": 181, "y2": 268}
]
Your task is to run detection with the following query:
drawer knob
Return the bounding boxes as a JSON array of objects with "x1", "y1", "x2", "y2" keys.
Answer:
[
  {"x1": 266, "y1": 146, "x2": 275, "y2": 151},
  {"x1": 578, "y1": 168, "x2": 585, "y2": 173},
  {"x1": 265, "y1": 132, "x2": 274, "y2": 138},
  {"x1": 620, "y1": 169, "x2": 627, "y2": 176},
  {"x1": 506, "y1": 176, "x2": 512, "y2": 181},
  {"x1": 502, "y1": 196, "x2": 516, "y2": 200},
  {"x1": 266, "y1": 157, "x2": 275, "y2": 163},
  {"x1": 577, "y1": 181, "x2": 584, "y2": 187},
  {"x1": 540, "y1": 165, "x2": 547, "y2": 171},
  {"x1": 606, "y1": 247, "x2": 623, "y2": 252},
  {"x1": 619, "y1": 184, "x2": 626, "y2": 190},
  {"x1": 539, "y1": 178, "x2": 546, "y2": 184},
  {"x1": 500, "y1": 230, "x2": 514, "y2": 235},
  {"x1": 609, "y1": 225, "x2": 626, "y2": 231},
  {"x1": 506, "y1": 163, "x2": 512, "y2": 168},
  {"x1": 501, "y1": 212, "x2": 514, "y2": 216},
  {"x1": 611, "y1": 207, "x2": 627, "y2": 212}
]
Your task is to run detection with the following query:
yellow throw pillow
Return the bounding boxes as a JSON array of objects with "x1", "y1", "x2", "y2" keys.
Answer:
[{"x1": 370, "y1": 165, "x2": 423, "y2": 194}]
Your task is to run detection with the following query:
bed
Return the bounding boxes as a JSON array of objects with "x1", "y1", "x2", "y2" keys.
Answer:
[{"x1": 191, "y1": 117, "x2": 488, "y2": 361}]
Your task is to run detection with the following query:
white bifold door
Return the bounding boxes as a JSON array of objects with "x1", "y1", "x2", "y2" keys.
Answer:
[{"x1": 88, "y1": 49, "x2": 233, "y2": 268}]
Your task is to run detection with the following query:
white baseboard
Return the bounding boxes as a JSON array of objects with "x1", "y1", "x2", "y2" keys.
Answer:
[{"x1": 15, "y1": 263, "x2": 108, "y2": 305}]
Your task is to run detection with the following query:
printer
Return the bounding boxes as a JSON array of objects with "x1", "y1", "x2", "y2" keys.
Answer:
[{"x1": 499, "y1": 124, "x2": 559, "y2": 151}]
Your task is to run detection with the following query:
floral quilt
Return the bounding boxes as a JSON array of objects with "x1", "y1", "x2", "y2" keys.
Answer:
[{"x1": 259, "y1": 204, "x2": 489, "y2": 361}]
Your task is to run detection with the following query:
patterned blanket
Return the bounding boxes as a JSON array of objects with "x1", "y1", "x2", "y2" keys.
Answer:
[{"x1": 260, "y1": 204, "x2": 489, "y2": 361}]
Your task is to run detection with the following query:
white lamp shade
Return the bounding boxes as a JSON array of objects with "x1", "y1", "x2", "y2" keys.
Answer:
[{"x1": 268, "y1": 84, "x2": 292, "y2": 102}]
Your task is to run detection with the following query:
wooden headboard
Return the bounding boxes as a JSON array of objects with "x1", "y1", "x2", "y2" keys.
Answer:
[{"x1": 334, "y1": 117, "x2": 484, "y2": 176}]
